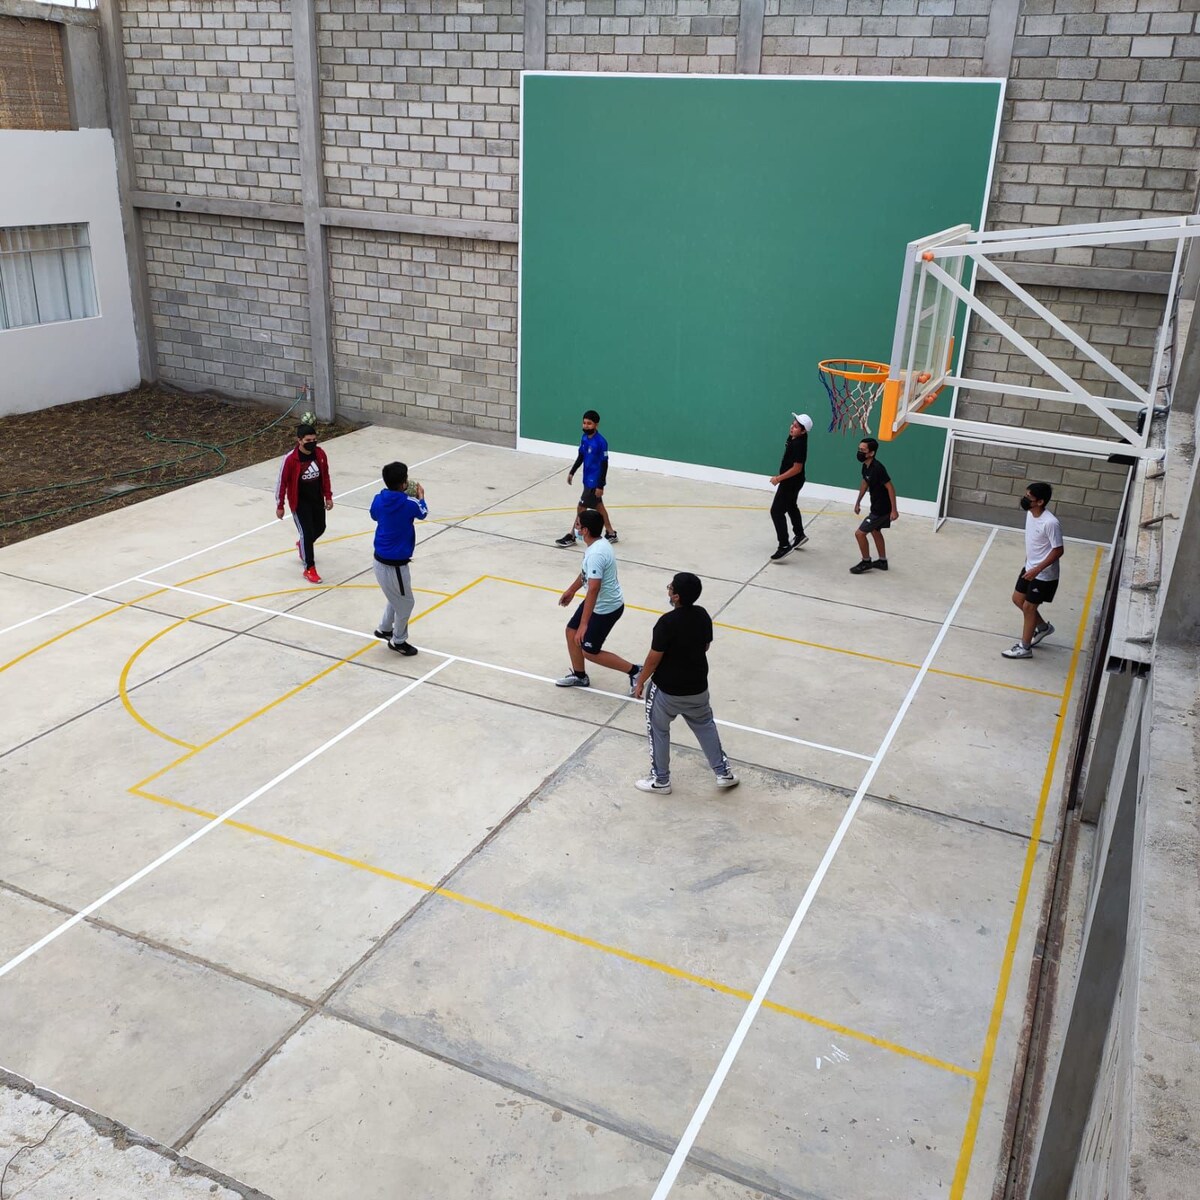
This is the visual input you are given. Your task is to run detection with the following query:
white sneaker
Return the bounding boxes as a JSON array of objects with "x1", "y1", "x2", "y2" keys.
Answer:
[
  {"x1": 1002, "y1": 642, "x2": 1033, "y2": 659},
  {"x1": 716, "y1": 773, "x2": 740, "y2": 790},
  {"x1": 635, "y1": 777, "x2": 672, "y2": 794},
  {"x1": 555, "y1": 670, "x2": 590, "y2": 687}
]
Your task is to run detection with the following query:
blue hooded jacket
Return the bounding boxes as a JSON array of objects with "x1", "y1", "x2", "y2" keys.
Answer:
[{"x1": 371, "y1": 488, "x2": 428, "y2": 562}]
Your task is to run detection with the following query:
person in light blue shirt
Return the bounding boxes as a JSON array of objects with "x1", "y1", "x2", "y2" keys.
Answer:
[
  {"x1": 555, "y1": 509, "x2": 641, "y2": 693},
  {"x1": 555, "y1": 409, "x2": 618, "y2": 546}
]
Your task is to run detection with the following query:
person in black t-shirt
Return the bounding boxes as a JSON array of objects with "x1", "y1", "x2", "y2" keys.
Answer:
[
  {"x1": 630, "y1": 572, "x2": 739, "y2": 796},
  {"x1": 850, "y1": 436, "x2": 898, "y2": 574},
  {"x1": 769, "y1": 412, "x2": 812, "y2": 562}
]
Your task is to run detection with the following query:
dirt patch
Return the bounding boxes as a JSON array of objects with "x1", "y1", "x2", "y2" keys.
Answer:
[{"x1": 0, "y1": 384, "x2": 358, "y2": 549}]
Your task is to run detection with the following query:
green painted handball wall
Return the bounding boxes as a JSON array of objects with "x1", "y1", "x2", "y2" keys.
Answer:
[{"x1": 518, "y1": 74, "x2": 1003, "y2": 500}]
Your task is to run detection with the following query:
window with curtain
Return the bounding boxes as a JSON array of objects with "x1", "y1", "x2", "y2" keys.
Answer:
[{"x1": 0, "y1": 224, "x2": 99, "y2": 332}]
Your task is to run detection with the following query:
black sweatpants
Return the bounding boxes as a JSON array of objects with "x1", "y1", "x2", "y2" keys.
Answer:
[
  {"x1": 770, "y1": 478, "x2": 805, "y2": 546},
  {"x1": 293, "y1": 498, "x2": 327, "y2": 568}
]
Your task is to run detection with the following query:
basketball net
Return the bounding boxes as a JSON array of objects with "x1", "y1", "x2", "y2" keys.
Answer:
[{"x1": 818, "y1": 359, "x2": 889, "y2": 434}]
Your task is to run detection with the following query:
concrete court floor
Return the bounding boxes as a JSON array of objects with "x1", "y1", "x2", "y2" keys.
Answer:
[{"x1": 0, "y1": 425, "x2": 1106, "y2": 1200}]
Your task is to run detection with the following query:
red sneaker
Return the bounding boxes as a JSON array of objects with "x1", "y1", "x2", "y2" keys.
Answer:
[{"x1": 303, "y1": 566, "x2": 322, "y2": 584}]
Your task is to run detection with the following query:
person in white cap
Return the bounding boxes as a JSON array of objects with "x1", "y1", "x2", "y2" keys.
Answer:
[{"x1": 769, "y1": 413, "x2": 812, "y2": 561}]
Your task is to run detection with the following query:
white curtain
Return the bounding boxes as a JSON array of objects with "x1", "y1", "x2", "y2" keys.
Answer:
[{"x1": 0, "y1": 225, "x2": 97, "y2": 330}]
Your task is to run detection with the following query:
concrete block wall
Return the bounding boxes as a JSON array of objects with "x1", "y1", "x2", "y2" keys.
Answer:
[
  {"x1": 108, "y1": 0, "x2": 1200, "y2": 495},
  {"x1": 141, "y1": 212, "x2": 312, "y2": 397},
  {"x1": 762, "y1": 0, "x2": 987, "y2": 77},
  {"x1": 317, "y1": 0, "x2": 521, "y2": 221},
  {"x1": 547, "y1": 0, "x2": 740, "y2": 74},
  {"x1": 329, "y1": 230, "x2": 517, "y2": 432},
  {"x1": 121, "y1": 0, "x2": 301, "y2": 204}
]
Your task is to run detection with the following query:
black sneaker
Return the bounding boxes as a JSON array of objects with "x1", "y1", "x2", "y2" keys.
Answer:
[
  {"x1": 388, "y1": 641, "x2": 418, "y2": 656},
  {"x1": 770, "y1": 544, "x2": 793, "y2": 562},
  {"x1": 554, "y1": 532, "x2": 577, "y2": 547},
  {"x1": 628, "y1": 664, "x2": 642, "y2": 695},
  {"x1": 605, "y1": 530, "x2": 619, "y2": 543},
  {"x1": 792, "y1": 533, "x2": 809, "y2": 549},
  {"x1": 872, "y1": 558, "x2": 889, "y2": 571},
  {"x1": 849, "y1": 559, "x2": 874, "y2": 574},
  {"x1": 374, "y1": 629, "x2": 392, "y2": 640}
]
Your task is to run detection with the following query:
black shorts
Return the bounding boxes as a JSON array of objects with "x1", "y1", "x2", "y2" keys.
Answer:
[
  {"x1": 858, "y1": 511, "x2": 892, "y2": 533},
  {"x1": 567, "y1": 602, "x2": 624, "y2": 653},
  {"x1": 579, "y1": 486, "x2": 602, "y2": 508},
  {"x1": 1015, "y1": 572, "x2": 1059, "y2": 605}
]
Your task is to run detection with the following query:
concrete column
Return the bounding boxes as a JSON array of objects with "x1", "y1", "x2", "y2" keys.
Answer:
[
  {"x1": 60, "y1": 21, "x2": 109, "y2": 130},
  {"x1": 982, "y1": 0, "x2": 1022, "y2": 78},
  {"x1": 1027, "y1": 676, "x2": 1147, "y2": 1200},
  {"x1": 736, "y1": 0, "x2": 764, "y2": 75},
  {"x1": 96, "y1": 0, "x2": 155, "y2": 382},
  {"x1": 290, "y1": 0, "x2": 336, "y2": 423},
  {"x1": 524, "y1": 0, "x2": 546, "y2": 71}
]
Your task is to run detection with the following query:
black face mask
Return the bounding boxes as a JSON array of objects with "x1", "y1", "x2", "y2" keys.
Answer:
[
  {"x1": 856, "y1": 451, "x2": 868, "y2": 463},
  {"x1": 1020, "y1": 497, "x2": 1033, "y2": 511},
  {"x1": 300, "y1": 442, "x2": 317, "y2": 454}
]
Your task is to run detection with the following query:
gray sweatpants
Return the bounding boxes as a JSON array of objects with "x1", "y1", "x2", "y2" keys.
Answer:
[
  {"x1": 645, "y1": 682, "x2": 731, "y2": 784},
  {"x1": 374, "y1": 560, "x2": 414, "y2": 646}
]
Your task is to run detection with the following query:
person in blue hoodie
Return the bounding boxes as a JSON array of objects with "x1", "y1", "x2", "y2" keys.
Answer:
[{"x1": 370, "y1": 461, "x2": 428, "y2": 656}]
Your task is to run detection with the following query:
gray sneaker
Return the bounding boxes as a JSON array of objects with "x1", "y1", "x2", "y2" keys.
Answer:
[
  {"x1": 1031, "y1": 622, "x2": 1055, "y2": 647},
  {"x1": 555, "y1": 669, "x2": 590, "y2": 687}
]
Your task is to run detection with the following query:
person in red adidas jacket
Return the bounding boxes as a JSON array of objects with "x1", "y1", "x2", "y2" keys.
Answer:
[{"x1": 275, "y1": 423, "x2": 333, "y2": 583}]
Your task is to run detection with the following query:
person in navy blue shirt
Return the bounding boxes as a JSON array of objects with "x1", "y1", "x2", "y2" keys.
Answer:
[
  {"x1": 556, "y1": 409, "x2": 618, "y2": 546},
  {"x1": 370, "y1": 461, "x2": 427, "y2": 656}
]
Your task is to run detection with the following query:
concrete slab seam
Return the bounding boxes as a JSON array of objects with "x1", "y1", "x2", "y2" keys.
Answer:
[
  {"x1": 0, "y1": 442, "x2": 472, "y2": 640},
  {"x1": 0, "y1": 658, "x2": 454, "y2": 984},
  {"x1": 947, "y1": 544, "x2": 1105, "y2": 1198},
  {"x1": 650, "y1": 526, "x2": 1000, "y2": 1200},
  {"x1": 120, "y1": 785, "x2": 973, "y2": 1082},
  {"x1": 123, "y1": 576, "x2": 875, "y2": 763}
]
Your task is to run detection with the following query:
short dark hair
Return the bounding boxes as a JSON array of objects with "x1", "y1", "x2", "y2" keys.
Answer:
[
  {"x1": 578, "y1": 509, "x2": 604, "y2": 537},
  {"x1": 582, "y1": 409, "x2": 600, "y2": 423},
  {"x1": 1027, "y1": 481, "x2": 1053, "y2": 504},
  {"x1": 859, "y1": 437, "x2": 879, "y2": 454},
  {"x1": 296, "y1": 423, "x2": 317, "y2": 438},
  {"x1": 382, "y1": 461, "x2": 408, "y2": 490},
  {"x1": 671, "y1": 572, "x2": 702, "y2": 606}
]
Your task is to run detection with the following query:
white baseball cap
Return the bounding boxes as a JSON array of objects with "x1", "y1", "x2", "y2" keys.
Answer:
[{"x1": 792, "y1": 412, "x2": 813, "y2": 432}]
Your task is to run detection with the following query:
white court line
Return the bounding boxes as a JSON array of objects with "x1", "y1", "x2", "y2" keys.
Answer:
[
  {"x1": 0, "y1": 658, "x2": 453, "y2": 983},
  {"x1": 650, "y1": 526, "x2": 999, "y2": 1200},
  {"x1": 134, "y1": 578, "x2": 875, "y2": 763},
  {"x1": 0, "y1": 443, "x2": 471, "y2": 640}
]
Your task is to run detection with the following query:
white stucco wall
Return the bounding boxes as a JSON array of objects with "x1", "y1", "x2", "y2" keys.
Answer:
[{"x1": 0, "y1": 129, "x2": 140, "y2": 417}]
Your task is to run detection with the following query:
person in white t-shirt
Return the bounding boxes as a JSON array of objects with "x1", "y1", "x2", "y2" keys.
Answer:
[{"x1": 1003, "y1": 481, "x2": 1065, "y2": 660}]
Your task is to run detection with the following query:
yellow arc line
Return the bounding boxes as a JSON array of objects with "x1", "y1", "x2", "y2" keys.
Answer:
[
  {"x1": 949, "y1": 544, "x2": 1105, "y2": 1196},
  {"x1": 130, "y1": 785, "x2": 973, "y2": 1080},
  {"x1": 129, "y1": 577, "x2": 485, "y2": 790},
  {"x1": 116, "y1": 584, "x2": 461, "y2": 748}
]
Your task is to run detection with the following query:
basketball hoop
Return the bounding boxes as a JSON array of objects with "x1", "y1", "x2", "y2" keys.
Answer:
[{"x1": 817, "y1": 359, "x2": 890, "y2": 434}]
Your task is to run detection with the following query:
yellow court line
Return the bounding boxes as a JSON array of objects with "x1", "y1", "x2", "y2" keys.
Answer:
[
  {"x1": 0, "y1": 586, "x2": 169, "y2": 675},
  {"x1": 480, "y1": 575, "x2": 1060, "y2": 700},
  {"x1": 116, "y1": 584, "x2": 453, "y2": 748},
  {"x1": 128, "y1": 577, "x2": 486, "y2": 785},
  {"x1": 130, "y1": 784, "x2": 973, "y2": 1080},
  {"x1": 949, "y1": 544, "x2": 1104, "y2": 1197}
]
